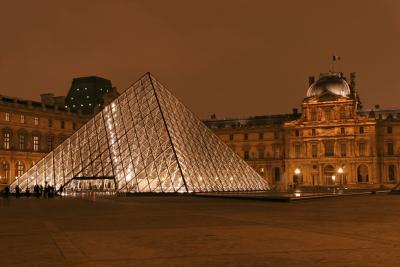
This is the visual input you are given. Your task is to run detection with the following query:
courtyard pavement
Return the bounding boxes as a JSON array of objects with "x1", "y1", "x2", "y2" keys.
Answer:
[{"x1": 0, "y1": 194, "x2": 399, "y2": 266}]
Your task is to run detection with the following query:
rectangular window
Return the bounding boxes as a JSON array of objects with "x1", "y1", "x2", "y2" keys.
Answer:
[
  {"x1": 20, "y1": 115, "x2": 25, "y2": 123},
  {"x1": 34, "y1": 117, "x2": 39, "y2": 126},
  {"x1": 19, "y1": 135, "x2": 25, "y2": 150},
  {"x1": 17, "y1": 162, "x2": 24, "y2": 177},
  {"x1": 340, "y1": 127, "x2": 345, "y2": 135},
  {"x1": 61, "y1": 120, "x2": 65, "y2": 129},
  {"x1": 324, "y1": 140, "x2": 334, "y2": 156},
  {"x1": 295, "y1": 144, "x2": 301, "y2": 158},
  {"x1": 258, "y1": 150, "x2": 264, "y2": 159},
  {"x1": 47, "y1": 136, "x2": 54, "y2": 151},
  {"x1": 341, "y1": 143, "x2": 347, "y2": 157},
  {"x1": 311, "y1": 144, "x2": 317, "y2": 158},
  {"x1": 33, "y1": 136, "x2": 39, "y2": 152},
  {"x1": 5, "y1": 112, "x2": 10, "y2": 121},
  {"x1": 273, "y1": 131, "x2": 279, "y2": 139},
  {"x1": 325, "y1": 109, "x2": 331, "y2": 120},
  {"x1": 387, "y1": 143, "x2": 394, "y2": 155},
  {"x1": 359, "y1": 126, "x2": 364, "y2": 134},
  {"x1": 2, "y1": 162, "x2": 9, "y2": 179},
  {"x1": 359, "y1": 142, "x2": 366, "y2": 156},
  {"x1": 295, "y1": 130, "x2": 300, "y2": 137},
  {"x1": 244, "y1": 151, "x2": 250, "y2": 160},
  {"x1": 3, "y1": 133, "x2": 10, "y2": 150},
  {"x1": 273, "y1": 144, "x2": 281, "y2": 158},
  {"x1": 311, "y1": 129, "x2": 316, "y2": 136},
  {"x1": 244, "y1": 133, "x2": 248, "y2": 140},
  {"x1": 387, "y1": 126, "x2": 393, "y2": 134},
  {"x1": 259, "y1": 132, "x2": 264, "y2": 140},
  {"x1": 48, "y1": 119, "x2": 53, "y2": 127},
  {"x1": 340, "y1": 107, "x2": 346, "y2": 119},
  {"x1": 311, "y1": 108, "x2": 317, "y2": 121}
]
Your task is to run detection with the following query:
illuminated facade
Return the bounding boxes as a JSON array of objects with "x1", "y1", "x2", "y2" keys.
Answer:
[
  {"x1": 205, "y1": 72, "x2": 400, "y2": 190},
  {"x1": 0, "y1": 76, "x2": 118, "y2": 189},
  {"x1": 11, "y1": 73, "x2": 269, "y2": 193},
  {"x1": 0, "y1": 95, "x2": 89, "y2": 186}
]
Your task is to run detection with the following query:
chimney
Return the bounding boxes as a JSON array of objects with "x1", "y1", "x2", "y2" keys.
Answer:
[
  {"x1": 292, "y1": 108, "x2": 298, "y2": 115},
  {"x1": 40, "y1": 93, "x2": 55, "y2": 105},
  {"x1": 308, "y1": 76, "x2": 315, "y2": 86},
  {"x1": 374, "y1": 104, "x2": 380, "y2": 110}
]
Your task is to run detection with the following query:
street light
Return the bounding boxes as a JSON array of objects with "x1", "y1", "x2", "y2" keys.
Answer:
[
  {"x1": 293, "y1": 168, "x2": 301, "y2": 191},
  {"x1": 332, "y1": 175, "x2": 336, "y2": 194},
  {"x1": 338, "y1": 167, "x2": 344, "y2": 186}
]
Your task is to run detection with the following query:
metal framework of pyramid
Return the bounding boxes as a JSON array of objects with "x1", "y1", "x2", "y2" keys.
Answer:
[{"x1": 11, "y1": 73, "x2": 269, "y2": 193}]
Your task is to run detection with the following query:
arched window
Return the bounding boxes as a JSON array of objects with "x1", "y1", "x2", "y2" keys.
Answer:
[
  {"x1": 324, "y1": 165, "x2": 335, "y2": 184},
  {"x1": 16, "y1": 161, "x2": 24, "y2": 177},
  {"x1": 388, "y1": 165, "x2": 396, "y2": 181},
  {"x1": 1, "y1": 161, "x2": 9, "y2": 182},
  {"x1": 357, "y1": 164, "x2": 369, "y2": 183}
]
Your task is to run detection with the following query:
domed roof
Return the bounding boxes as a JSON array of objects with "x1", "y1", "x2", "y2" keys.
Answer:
[{"x1": 307, "y1": 74, "x2": 351, "y2": 98}]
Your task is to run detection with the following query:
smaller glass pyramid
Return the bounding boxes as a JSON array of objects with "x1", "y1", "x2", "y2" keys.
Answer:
[{"x1": 10, "y1": 73, "x2": 269, "y2": 193}]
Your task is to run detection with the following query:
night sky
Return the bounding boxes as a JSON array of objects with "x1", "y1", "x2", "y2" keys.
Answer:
[{"x1": 1, "y1": 0, "x2": 399, "y2": 118}]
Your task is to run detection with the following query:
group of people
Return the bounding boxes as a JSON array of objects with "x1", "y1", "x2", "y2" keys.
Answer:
[{"x1": 2, "y1": 183, "x2": 60, "y2": 198}]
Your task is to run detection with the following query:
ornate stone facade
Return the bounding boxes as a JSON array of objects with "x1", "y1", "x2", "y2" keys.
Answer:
[
  {"x1": 205, "y1": 72, "x2": 400, "y2": 191},
  {"x1": 0, "y1": 95, "x2": 90, "y2": 186}
]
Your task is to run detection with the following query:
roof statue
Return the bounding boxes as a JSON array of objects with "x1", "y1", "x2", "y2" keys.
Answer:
[{"x1": 10, "y1": 73, "x2": 269, "y2": 193}]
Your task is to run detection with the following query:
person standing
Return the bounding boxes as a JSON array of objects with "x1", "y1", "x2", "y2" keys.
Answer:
[{"x1": 15, "y1": 185, "x2": 20, "y2": 198}]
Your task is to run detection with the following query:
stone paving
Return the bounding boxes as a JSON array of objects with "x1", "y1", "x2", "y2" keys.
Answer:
[{"x1": 0, "y1": 194, "x2": 399, "y2": 266}]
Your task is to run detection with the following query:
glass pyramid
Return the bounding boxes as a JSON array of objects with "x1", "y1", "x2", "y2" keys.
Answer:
[{"x1": 10, "y1": 73, "x2": 269, "y2": 193}]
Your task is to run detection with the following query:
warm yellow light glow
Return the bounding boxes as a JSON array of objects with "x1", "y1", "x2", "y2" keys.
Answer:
[
  {"x1": 338, "y1": 167, "x2": 344, "y2": 174},
  {"x1": 332, "y1": 175, "x2": 336, "y2": 181},
  {"x1": 294, "y1": 168, "x2": 301, "y2": 175}
]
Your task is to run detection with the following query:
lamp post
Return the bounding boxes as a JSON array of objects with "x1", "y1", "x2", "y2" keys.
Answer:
[
  {"x1": 338, "y1": 167, "x2": 344, "y2": 186},
  {"x1": 293, "y1": 168, "x2": 301, "y2": 191},
  {"x1": 332, "y1": 175, "x2": 336, "y2": 194}
]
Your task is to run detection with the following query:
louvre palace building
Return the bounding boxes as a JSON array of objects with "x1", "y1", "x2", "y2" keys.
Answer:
[
  {"x1": 204, "y1": 72, "x2": 400, "y2": 191},
  {"x1": 0, "y1": 76, "x2": 118, "y2": 187}
]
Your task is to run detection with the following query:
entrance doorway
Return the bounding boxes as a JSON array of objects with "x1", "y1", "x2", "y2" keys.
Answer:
[{"x1": 324, "y1": 165, "x2": 335, "y2": 185}]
